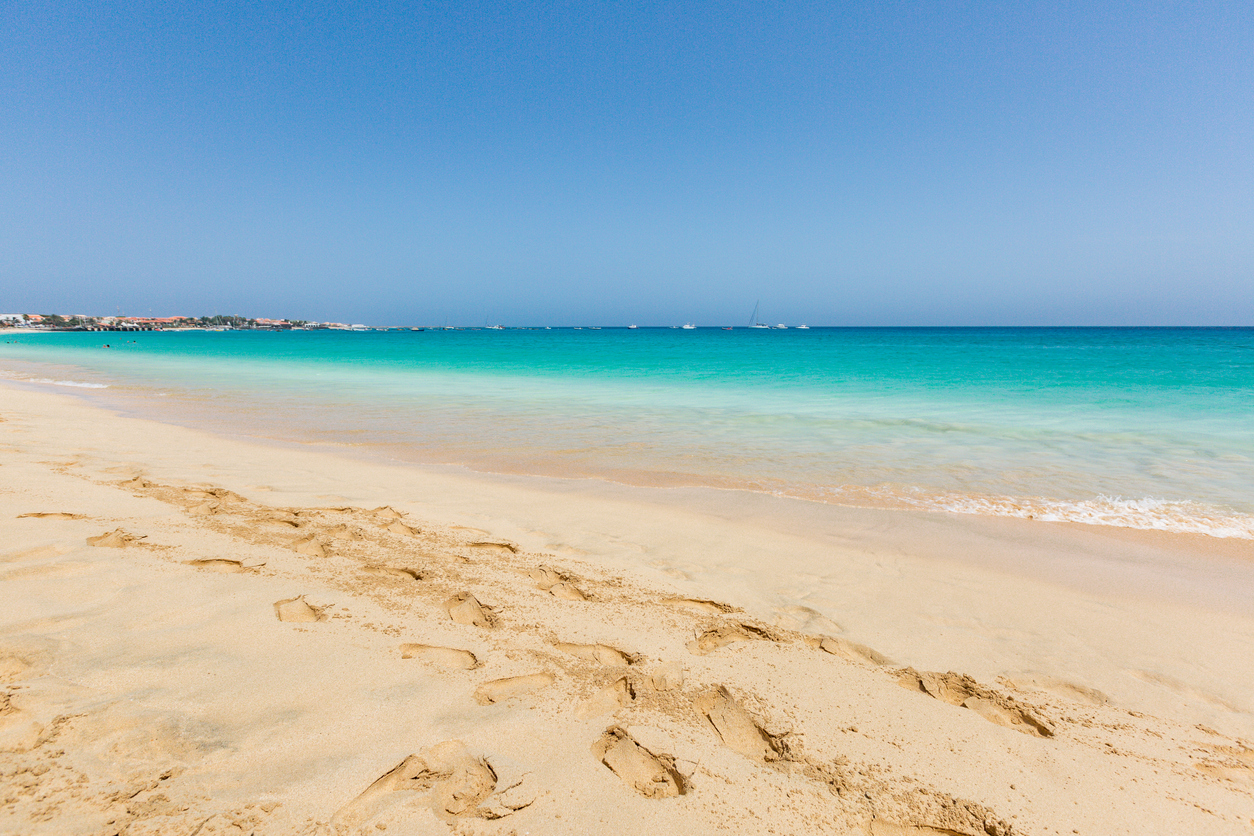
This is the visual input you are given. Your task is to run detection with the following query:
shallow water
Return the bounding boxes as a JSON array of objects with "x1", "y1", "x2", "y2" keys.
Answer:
[{"x1": 3, "y1": 327, "x2": 1252, "y2": 537}]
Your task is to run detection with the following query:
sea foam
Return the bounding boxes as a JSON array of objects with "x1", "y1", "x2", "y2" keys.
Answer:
[
  {"x1": 26, "y1": 378, "x2": 110, "y2": 389},
  {"x1": 907, "y1": 492, "x2": 1254, "y2": 539}
]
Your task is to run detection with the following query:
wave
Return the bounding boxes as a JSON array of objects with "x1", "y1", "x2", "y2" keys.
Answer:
[
  {"x1": 898, "y1": 492, "x2": 1254, "y2": 539},
  {"x1": 24, "y1": 377, "x2": 110, "y2": 389}
]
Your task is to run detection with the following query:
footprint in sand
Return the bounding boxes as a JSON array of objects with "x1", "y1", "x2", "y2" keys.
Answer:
[
  {"x1": 806, "y1": 635, "x2": 892, "y2": 666},
  {"x1": 86, "y1": 529, "x2": 144, "y2": 548},
  {"x1": 256, "y1": 518, "x2": 301, "y2": 531},
  {"x1": 866, "y1": 792, "x2": 1018, "y2": 836},
  {"x1": 474, "y1": 672, "x2": 554, "y2": 705},
  {"x1": 687, "y1": 622, "x2": 773, "y2": 655},
  {"x1": 577, "y1": 677, "x2": 635, "y2": 719},
  {"x1": 179, "y1": 488, "x2": 216, "y2": 501},
  {"x1": 663, "y1": 597, "x2": 736, "y2": 615},
  {"x1": 773, "y1": 604, "x2": 842, "y2": 634},
  {"x1": 444, "y1": 593, "x2": 495, "y2": 627},
  {"x1": 187, "y1": 501, "x2": 220, "y2": 516},
  {"x1": 185, "y1": 558, "x2": 258, "y2": 573},
  {"x1": 530, "y1": 566, "x2": 591, "y2": 600},
  {"x1": 467, "y1": 541, "x2": 519, "y2": 555},
  {"x1": 592, "y1": 726, "x2": 684, "y2": 798},
  {"x1": 649, "y1": 662, "x2": 685, "y2": 691},
  {"x1": 290, "y1": 535, "x2": 328, "y2": 557},
  {"x1": 694, "y1": 686, "x2": 784, "y2": 762},
  {"x1": 330, "y1": 740, "x2": 498, "y2": 828},
  {"x1": 400, "y1": 644, "x2": 479, "y2": 669},
  {"x1": 529, "y1": 566, "x2": 566, "y2": 587},
  {"x1": 554, "y1": 642, "x2": 636, "y2": 666},
  {"x1": 322, "y1": 524, "x2": 367, "y2": 542},
  {"x1": 0, "y1": 693, "x2": 45, "y2": 753},
  {"x1": 16, "y1": 512, "x2": 85, "y2": 520},
  {"x1": 273, "y1": 596, "x2": 326, "y2": 623},
  {"x1": 253, "y1": 507, "x2": 302, "y2": 525},
  {"x1": 549, "y1": 581, "x2": 590, "y2": 600},
  {"x1": 363, "y1": 565, "x2": 423, "y2": 581},
  {"x1": 897, "y1": 669, "x2": 1054, "y2": 738},
  {"x1": 181, "y1": 486, "x2": 246, "y2": 504}
]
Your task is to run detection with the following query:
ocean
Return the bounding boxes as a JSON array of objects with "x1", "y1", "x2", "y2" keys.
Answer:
[{"x1": 2, "y1": 327, "x2": 1252, "y2": 538}]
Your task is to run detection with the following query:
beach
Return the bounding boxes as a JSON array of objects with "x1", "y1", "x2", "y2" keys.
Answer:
[
  {"x1": 6, "y1": 0, "x2": 1251, "y2": 827},
  {"x1": 7, "y1": 0, "x2": 1253, "y2": 827},
  {"x1": 2, "y1": 382, "x2": 1253, "y2": 835}
]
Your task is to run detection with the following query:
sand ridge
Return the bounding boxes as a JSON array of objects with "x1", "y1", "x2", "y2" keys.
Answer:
[{"x1": 2, "y1": 387, "x2": 1254, "y2": 834}]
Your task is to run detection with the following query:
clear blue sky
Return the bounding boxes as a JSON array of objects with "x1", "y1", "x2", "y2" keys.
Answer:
[{"x1": 2, "y1": 1, "x2": 1251, "y2": 325}]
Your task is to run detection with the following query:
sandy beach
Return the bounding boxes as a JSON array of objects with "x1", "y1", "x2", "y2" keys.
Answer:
[{"x1": 2, "y1": 382, "x2": 1253, "y2": 835}]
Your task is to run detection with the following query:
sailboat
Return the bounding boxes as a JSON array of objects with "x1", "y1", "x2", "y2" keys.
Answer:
[{"x1": 749, "y1": 301, "x2": 771, "y2": 329}]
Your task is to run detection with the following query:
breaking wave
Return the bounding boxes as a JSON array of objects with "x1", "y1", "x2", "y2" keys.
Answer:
[
  {"x1": 23, "y1": 377, "x2": 109, "y2": 389},
  {"x1": 901, "y1": 492, "x2": 1254, "y2": 539}
]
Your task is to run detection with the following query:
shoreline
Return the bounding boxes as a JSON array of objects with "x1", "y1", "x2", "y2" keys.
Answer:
[
  {"x1": 5, "y1": 362, "x2": 1254, "y2": 544},
  {"x1": 2, "y1": 383, "x2": 1253, "y2": 834},
  {"x1": 6, "y1": 376, "x2": 1253, "y2": 607}
]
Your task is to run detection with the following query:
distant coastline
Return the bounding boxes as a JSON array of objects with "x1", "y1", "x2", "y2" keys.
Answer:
[
  {"x1": 6, "y1": 314, "x2": 1252, "y2": 333},
  {"x1": 1, "y1": 313, "x2": 328, "y2": 332}
]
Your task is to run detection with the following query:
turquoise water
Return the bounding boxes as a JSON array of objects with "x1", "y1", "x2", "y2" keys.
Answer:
[{"x1": 3, "y1": 327, "x2": 1253, "y2": 537}]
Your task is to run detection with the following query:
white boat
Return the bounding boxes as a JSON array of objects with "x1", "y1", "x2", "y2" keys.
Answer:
[
  {"x1": 749, "y1": 301, "x2": 771, "y2": 328},
  {"x1": 681, "y1": 323, "x2": 696, "y2": 329},
  {"x1": 775, "y1": 324, "x2": 788, "y2": 329},
  {"x1": 627, "y1": 324, "x2": 638, "y2": 329},
  {"x1": 797, "y1": 324, "x2": 810, "y2": 329}
]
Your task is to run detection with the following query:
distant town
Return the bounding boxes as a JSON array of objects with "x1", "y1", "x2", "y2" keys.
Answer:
[
  {"x1": 1, "y1": 314, "x2": 813, "y2": 331},
  {"x1": 0, "y1": 313, "x2": 360, "y2": 331}
]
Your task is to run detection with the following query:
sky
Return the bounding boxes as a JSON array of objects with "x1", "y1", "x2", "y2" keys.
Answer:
[{"x1": 2, "y1": 1, "x2": 1252, "y2": 326}]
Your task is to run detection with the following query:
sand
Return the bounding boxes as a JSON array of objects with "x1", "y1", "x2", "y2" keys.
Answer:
[{"x1": 1, "y1": 383, "x2": 1253, "y2": 835}]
